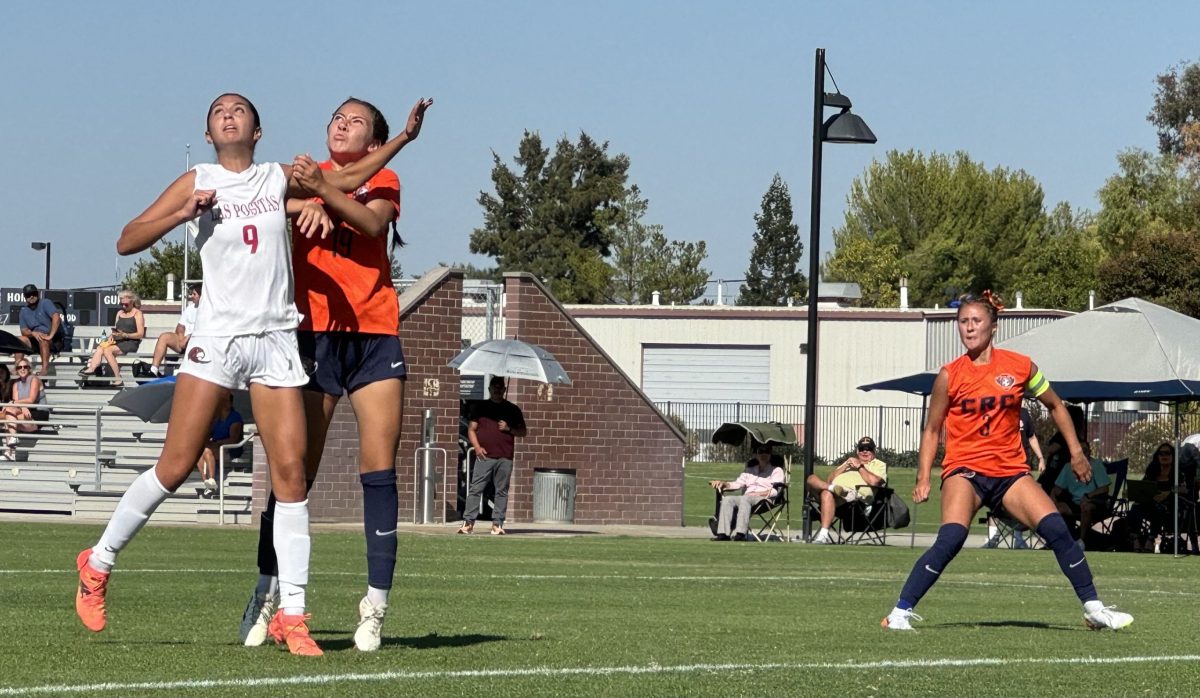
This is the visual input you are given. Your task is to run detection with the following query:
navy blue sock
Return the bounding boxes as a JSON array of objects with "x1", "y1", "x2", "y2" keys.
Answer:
[
  {"x1": 361, "y1": 469, "x2": 398, "y2": 591},
  {"x1": 257, "y1": 478, "x2": 315, "y2": 577},
  {"x1": 1036, "y1": 513, "x2": 1098, "y2": 603},
  {"x1": 897, "y1": 523, "x2": 968, "y2": 610}
]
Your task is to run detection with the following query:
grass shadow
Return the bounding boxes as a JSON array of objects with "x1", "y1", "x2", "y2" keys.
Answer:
[
  {"x1": 939, "y1": 620, "x2": 1073, "y2": 630},
  {"x1": 315, "y1": 632, "x2": 508, "y2": 652}
]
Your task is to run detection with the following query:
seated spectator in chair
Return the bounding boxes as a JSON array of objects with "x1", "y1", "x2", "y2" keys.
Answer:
[
  {"x1": 1050, "y1": 442, "x2": 1110, "y2": 550},
  {"x1": 150, "y1": 283, "x2": 201, "y2": 377},
  {"x1": 15, "y1": 283, "x2": 63, "y2": 376},
  {"x1": 1037, "y1": 403, "x2": 1085, "y2": 494},
  {"x1": 708, "y1": 443, "x2": 785, "y2": 541},
  {"x1": 1128, "y1": 443, "x2": 1194, "y2": 553},
  {"x1": 2, "y1": 360, "x2": 47, "y2": 460},
  {"x1": 196, "y1": 390, "x2": 244, "y2": 497},
  {"x1": 80, "y1": 289, "x2": 145, "y2": 387},
  {"x1": 806, "y1": 436, "x2": 888, "y2": 544}
]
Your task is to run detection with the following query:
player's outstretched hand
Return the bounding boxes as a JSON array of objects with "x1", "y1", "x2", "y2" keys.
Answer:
[
  {"x1": 404, "y1": 98, "x2": 434, "y2": 141},
  {"x1": 292, "y1": 155, "x2": 327, "y2": 196},
  {"x1": 295, "y1": 201, "x2": 333, "y2": 239}
]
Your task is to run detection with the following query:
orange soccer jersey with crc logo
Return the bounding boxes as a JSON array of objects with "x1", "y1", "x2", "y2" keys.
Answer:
[
  {"x1": 940, "y1": 348, "x2": 1034, "y2": 478},
  {"x1": 293, "y1": 162, "x2": 401, "y2": 335}
]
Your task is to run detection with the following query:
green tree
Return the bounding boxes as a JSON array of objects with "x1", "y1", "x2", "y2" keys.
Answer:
[
  {"x1": 608, "y1": 189, "x2": 710, "y2": 304},
  {"x1": 737, "y1": 174, "x2": 806, "y2": 305},
  {"x1": 826, "y1": 150, "x2": 1049, "y2": 308},
  {"x1": 1148, "y1": 60, "x2": 1200, "y2": 158},
  {"x1": 1097, "y1": 230, "x2": 1200, "y2": 315},
  {"x1": 1009, "y1": 202, "x2": 1102, "y2": 311},
  {"x1": 1094, "y1": 149, "x2": 1200, "y2": 255},
  {"x1": 471, "y1": 131, "x2": 629, "y2": 303},
  {"x1": 123, "y1": 240, "x2": 201, "y2": 300}
]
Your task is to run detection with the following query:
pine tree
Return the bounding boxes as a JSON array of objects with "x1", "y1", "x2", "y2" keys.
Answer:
[{"x1": 737, "y1": 174, "x2": 806, "y2": 305}]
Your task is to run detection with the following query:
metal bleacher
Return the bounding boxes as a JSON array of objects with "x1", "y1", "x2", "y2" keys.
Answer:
[{"x1": 1, "y1": 338, "x2": 256, "y2": 523}]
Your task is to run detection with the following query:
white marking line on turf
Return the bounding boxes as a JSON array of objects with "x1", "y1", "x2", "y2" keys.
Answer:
[
  {"x1": 4, "y1": 568, "x2": 1199, "y2": 598},
  {"x1": 3, "y1": 655, "x2": 1199, "y2": 696}
]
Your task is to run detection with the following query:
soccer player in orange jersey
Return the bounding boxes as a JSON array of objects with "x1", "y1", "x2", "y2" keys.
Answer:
[
  {"x1": 882, "y1": 291, "x2": 1133, "y2": 631},
  {"x1": 240, "y1": 98, "x2": 419, "y2": 652}
]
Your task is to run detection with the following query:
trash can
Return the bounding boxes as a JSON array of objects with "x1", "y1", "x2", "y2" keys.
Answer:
[{"x1": 532, "y1": 468, "x2": 577, "y2": 523}]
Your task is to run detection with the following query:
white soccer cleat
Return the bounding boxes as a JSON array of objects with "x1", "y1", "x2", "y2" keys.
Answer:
[
  {"x1": 1084, "y1": 605, "x2": 1133, "y2": 631},
  {"x1": 354, "y1": 596, "x2": 388, "y2": 652},
  {"x1": 881, "y1": 608, "x2": 922, "y2": 631},
  {"x1": 240, "y1": 591, "x2": 278, "y2": 646}
]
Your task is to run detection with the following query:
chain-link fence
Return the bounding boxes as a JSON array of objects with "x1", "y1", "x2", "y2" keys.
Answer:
[{"x1": 462, "y1": 281, "x2": 503, "y2": 347}]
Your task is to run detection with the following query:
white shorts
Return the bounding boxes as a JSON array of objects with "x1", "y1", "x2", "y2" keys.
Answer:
[{"x1": 177, "y1": 329, "x2": 308, "y2": 390}]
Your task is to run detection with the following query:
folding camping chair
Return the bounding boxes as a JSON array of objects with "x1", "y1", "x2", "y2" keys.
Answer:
[
  {"x1": 807, "y1": 485, "x2": 899, "y2": 545},
  {"x1": 710, "y1": 461, "x2": 789, "y2": 542}
]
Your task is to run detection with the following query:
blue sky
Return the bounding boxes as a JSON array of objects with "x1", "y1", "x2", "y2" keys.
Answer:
[{"x1": 2, "y1": 2, "x2": 1196, "y2": 301}]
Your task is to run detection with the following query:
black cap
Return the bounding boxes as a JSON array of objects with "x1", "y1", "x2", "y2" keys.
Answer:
[
  {"x1": 856, "y1": 436, "x2": 877, "y2": 452},
  {"x1": 22, "y1": 284, "x2": 38, "y2": 297}
]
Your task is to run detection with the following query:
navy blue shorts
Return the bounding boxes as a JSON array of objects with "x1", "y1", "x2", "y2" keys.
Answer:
[
  {"x1": 297, "y1": 331, "x2": 407, "y2": 397},
  {"x1": 943, "y1": 468, "x2": 1030, "y2": 511}
]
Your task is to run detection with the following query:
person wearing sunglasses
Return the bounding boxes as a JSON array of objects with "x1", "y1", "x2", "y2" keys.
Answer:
[
  {"x1": 805, "y1": 436, "x2": 888, "y2": 544},
  {"x1": 2, "y1": 361, "x2": 47, "y2": 460}
]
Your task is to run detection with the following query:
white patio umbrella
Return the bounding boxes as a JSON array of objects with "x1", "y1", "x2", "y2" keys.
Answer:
[{"x1": 448, "y1": 339, "x2": 572, "y2": 385}]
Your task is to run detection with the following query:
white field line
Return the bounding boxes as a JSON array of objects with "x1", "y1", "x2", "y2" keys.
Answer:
[
  {"x1": 2, "y1": 567, "x2": 1198, "y2": 598},
  {"x1": 2, "y1": 655, "x2": 1199, "y2": 696}
]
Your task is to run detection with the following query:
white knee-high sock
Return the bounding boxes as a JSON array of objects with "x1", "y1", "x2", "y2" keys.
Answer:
[
  {"x1": 91, "y1": 469, "x2": 172, "y2": 572},
  {"x1": 274, "y1": 499, "x2": 311, "y2": 616}
]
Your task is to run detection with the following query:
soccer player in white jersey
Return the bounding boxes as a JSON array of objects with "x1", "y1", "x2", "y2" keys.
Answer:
[{"x1": 74, "y1": 92, "x2": 432, "y2": 656}]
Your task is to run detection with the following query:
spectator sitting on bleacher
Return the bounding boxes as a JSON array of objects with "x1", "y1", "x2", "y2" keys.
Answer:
[
  {"x1": 150, "y1": 283, "x2": 201, "y2": 377},
  {"x1": 196, "y1": 390, "x2": 244, "y2": 496},
  {"x1": 80, "y1": 289, "x2": 145, "y2": 388},
  {"x1": 16, "y1": 283, "x2": 63, "y2": 377},
  {"x1": 2, "y1": 359, "x2": 47, "y2": 460}
]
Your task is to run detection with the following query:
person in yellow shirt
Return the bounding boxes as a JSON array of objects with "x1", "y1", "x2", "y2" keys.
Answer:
[{"x1": 805, "y1": 436, "x2": 887, "y2": 544}]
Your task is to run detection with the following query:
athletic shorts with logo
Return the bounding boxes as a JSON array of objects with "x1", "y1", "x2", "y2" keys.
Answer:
[
  {"x1": 297, "y1": 331, "x2": 407, "y2": 396},
  {"x1": 178, "y1": 330, "x2": 309, "y2": 390}
]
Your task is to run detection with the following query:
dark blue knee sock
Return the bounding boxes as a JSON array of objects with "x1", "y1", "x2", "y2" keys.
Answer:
[
  {"x1": 257, "y1": 479, "x2": 315, "y2": 577},
  {"x1": 361, "y1": 469, "x2": 398, "y2": 590},
  {"x1": 897, "y1": 523, "x2": 968, "y2": 610},
  {"x1": 1036, "y1": 513, "x2": 1098, "y2": 603}
]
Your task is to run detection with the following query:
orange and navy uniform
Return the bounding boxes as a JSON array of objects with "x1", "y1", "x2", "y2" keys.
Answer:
[
  {"x1": 293, "y1": 162, "x2": 400, "y2": 335},
  {"x1": 940, "y1": 348, "x2": 1035, "y2": 479}
]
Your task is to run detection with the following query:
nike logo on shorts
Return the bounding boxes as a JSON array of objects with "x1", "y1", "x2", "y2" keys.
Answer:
[
  {"x1": 391, "y1": 361, "x2": 404, "y2": 369},
  {"x1": 375, "y1": 529, "x2": 397, "y2": 537}
]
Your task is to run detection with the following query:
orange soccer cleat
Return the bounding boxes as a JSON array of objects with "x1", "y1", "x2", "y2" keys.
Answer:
[
  {"x1": 75, "y1": 549, "x2": 110, "y2": 632},
  {"x1": 268, "y1": 610, "x2": 324, "y2": 656}
]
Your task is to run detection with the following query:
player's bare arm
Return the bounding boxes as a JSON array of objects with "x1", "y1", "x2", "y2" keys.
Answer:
[
  {"x1": 292, "y1": 163, "x2": 394, "y2": 238},
  {"x1": 914, "y1": 368, "x2": 951, "y2": 503},
  {"x1": 286, "y1": 198, "x2": 334, "y2": 239},
  {"x1": 118, "y1": 171, "x2": 213, "y2": 255},
  {"x1": 319, "y1": 98, "x2": 433, "y2": 194}
]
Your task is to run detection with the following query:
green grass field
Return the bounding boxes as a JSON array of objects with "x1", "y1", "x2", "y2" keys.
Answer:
[{"x1": 1, "y1": 520, "x2": 1197, "y2": 697}]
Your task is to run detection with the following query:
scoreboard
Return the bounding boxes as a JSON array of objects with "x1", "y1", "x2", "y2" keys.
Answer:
[{"x1": 2, "y1": 288, "x2": 123, "y2": 327}]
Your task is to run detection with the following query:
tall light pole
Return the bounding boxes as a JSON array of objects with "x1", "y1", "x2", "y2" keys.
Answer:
[
  {"x1": 803, "y1": 48, "x2": 877, "y2": 540},
  {"x1": 30, "y1": 241, "x2": 51, "y2": 291}
]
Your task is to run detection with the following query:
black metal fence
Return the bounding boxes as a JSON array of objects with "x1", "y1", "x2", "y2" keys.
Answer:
[{"x1": 659, "y1": 400, "x2": 1194, "y2": 470}]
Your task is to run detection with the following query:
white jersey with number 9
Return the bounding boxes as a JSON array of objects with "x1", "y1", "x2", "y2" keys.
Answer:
[{"x1": 191, "y1": 162, "x2": 301, "y2": 336}]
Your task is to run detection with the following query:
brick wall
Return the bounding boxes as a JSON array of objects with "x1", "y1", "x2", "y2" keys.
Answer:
[
  {"x1": 502, "y1": 273, "x2": 686, "y2": 525},
  {"x1": 253, "y1": 268, "x2": 464, "y2": 523},
  {"x1": 253, "y1": 267, "x2": 686, "y2": 526}
]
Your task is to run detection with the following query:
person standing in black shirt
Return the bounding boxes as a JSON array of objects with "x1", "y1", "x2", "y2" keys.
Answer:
[{"x1": 459, "y1": 376, "x2": 527, "y2": 535}]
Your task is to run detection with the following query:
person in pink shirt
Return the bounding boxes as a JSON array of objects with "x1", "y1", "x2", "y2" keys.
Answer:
[{"x1": 709, "y1": 443, "x2": 786, "y2": 540}]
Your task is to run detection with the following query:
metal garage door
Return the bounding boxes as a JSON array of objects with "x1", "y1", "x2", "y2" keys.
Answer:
[{"x1": 641, "y1": 344, "x2": 770, "y2": 403}]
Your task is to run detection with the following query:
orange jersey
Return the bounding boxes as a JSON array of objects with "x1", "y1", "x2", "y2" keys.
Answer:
[
  {"x1": 293, "y1": 162, "x2": 401, "y2": 334},
  {"x1": 940, "y1": 348, "x2": 1033, "y2": 478}
]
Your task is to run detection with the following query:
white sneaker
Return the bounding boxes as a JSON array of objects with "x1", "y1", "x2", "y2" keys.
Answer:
[
  {"x1": 1084, "y1": 604, "x2": 1133, "y2": 630},
  {"x1": 239, "y1": 591, "x2": 278, "y2": 646},
  {"x1": 811, "y1": 530, "x2": 832, "y2": 545},
  {"x1": 4, "y1": 436, "x2": 17, "y2": 447},
  {"x1": 881, "y1": 608, "x2": 923, "y2": 631},
  {"x1": 354, "y1": 596, "x2": 388, "y2": 651}
]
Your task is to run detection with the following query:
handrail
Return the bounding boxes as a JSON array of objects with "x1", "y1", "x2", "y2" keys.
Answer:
[{"x1": 218, "y1": 434, "x2": 257, "y2": 526}]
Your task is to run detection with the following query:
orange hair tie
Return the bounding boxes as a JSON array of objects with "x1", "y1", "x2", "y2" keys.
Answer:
[{"x1": 981, "y1": 289, "x2": 1005, "y2": 313}]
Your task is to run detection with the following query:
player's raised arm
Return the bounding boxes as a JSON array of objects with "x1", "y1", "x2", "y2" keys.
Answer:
[
  {"x1": 286, "y1": 98, "x2": 431, "y2": 197},
  {"x1": 118, "y1": 171, "x2": 212, "y2": 255}
]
